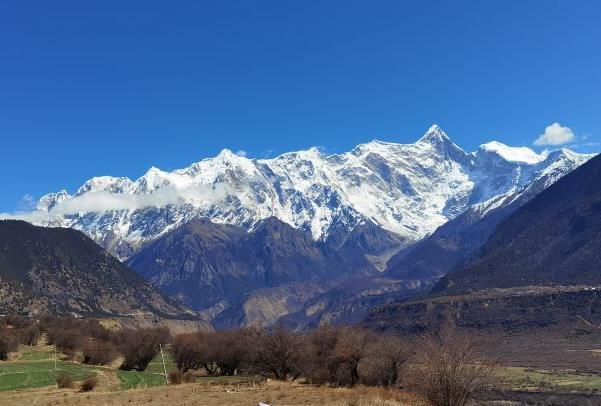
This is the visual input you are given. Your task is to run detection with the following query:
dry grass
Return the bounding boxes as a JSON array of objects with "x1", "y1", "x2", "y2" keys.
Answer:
[{"x1": 0, "y1": 380, "x2": 426, "y2": 405}]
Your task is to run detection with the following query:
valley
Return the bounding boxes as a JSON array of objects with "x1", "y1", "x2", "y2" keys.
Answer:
[{"x1": 3, "y1": 1, "x2": 600, "y2": 404}]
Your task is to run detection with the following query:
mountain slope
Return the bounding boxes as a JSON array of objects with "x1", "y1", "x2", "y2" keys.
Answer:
[
  {"x1": 364, "y1": 153, "x2": 601, "y2": 335},
  {"x1": 127, "y1": 217, "x2": 374, "y2": 313},
  {"x1": 0, "y1": 220, "x2": 194, "y2": 318},
  {"x1": 23, "y1": 125, "x2": 592, "y2": 259},
  {"x1": 432, "y1": 152, "x2": 601, "y2": 295},
  {"x1": 386, "y1": 148, "x2": 589, "y2": 281}
]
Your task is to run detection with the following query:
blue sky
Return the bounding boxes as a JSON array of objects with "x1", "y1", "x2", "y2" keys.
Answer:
[{"x1": 1, "y1": 0, "x2": 599, "y2": 212}]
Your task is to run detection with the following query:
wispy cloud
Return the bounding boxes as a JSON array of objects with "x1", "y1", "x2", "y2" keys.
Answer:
[
  {"x1": 0, "y1": 184, "x2": 232, "y2": 223},
  {"x1": 17, "y1": 194, "x2": 37, "y2": 212},
  {"x1": 260, "y1": 149, "x2": 276, "y2": 158},
  {"x1": 565, "y1": 141, "x2": 600, "y2": 150},
  {"x1": 235, "y1": 150, "x2": 247, "y2": 157}
]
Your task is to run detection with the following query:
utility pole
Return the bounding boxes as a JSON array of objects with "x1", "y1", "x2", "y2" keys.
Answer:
[
  {"x1": 54, "y1": 345, "x2": 57, "y2": 370},
  {"x1": 159, "y1": 344, "x2": 168, "y2": 384}
]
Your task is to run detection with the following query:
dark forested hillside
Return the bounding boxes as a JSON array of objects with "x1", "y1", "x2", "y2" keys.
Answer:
[{"x1": 0, "y1": 220, "x2": 193, "y2": 318}]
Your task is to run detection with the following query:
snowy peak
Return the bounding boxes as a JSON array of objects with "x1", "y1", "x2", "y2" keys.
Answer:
[
  {"x1": 29, "y1": 125, "x2": 595, "y2": 259},
  {"x1": 37, "y1": 190, "x2": 71, "y2": 212},
  {"x1": 417, "y1": 124, "x2": 452, "y2": 145},
  {"x1": 478, "y1": 141, "x2": 547, "y2": 164},
  {"x1": 414, "y1": 124, "x2": 470, "y2": 165}
]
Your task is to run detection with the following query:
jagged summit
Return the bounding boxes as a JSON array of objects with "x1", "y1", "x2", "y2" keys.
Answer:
[
  {"x1": 26, "y1": 125, "x2": 594, "y2": 259},
  {"x1": 417, "y1": 124, "x2": 462, "y2": 151},
  {"x1": 418, "y1": 123, "x2": 449, "y2": 142}
]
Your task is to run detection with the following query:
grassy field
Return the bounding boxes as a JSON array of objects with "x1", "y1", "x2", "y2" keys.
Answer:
[
  {"x1": 497, "y1": 366, "x2": 601, "y2": 392},
  {"x1": 0, "y1": 361, "x2": 103, "y2": 392},
  {"x1": 0, "y1": 345, "x2": 169, "y2": 392},
  {"x1": 0, "y1": 345, "x2": 265, "y2": 394}
]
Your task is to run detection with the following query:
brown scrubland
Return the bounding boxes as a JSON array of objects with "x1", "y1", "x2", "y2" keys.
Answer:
[{"x1": 0, "y1": 313, "x2": 497, "y2": 406}]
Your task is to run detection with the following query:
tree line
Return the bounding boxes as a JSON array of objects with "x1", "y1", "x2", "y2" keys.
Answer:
[{"x1": 0, "y1": 314, "x2": 495, "y2": 406}]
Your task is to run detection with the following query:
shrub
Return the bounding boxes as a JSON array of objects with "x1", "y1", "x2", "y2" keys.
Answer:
[
  {"x1": 168, "y1": 369, "x2": 183, "y2": 385},
  {"x1": 411, "y1": 325, "x2": 495, "y2": 406},
  {"x1": 119, "y1": 327, "x2": 170, "y2": 371},
  {"x1": 168, "y1": 369, "x2": 195, "y2": 385},
  {"x1": 56, "y1": 372, "x2": 74, "y2": 388},
  {"x1": 80, "y1": 374, "x2": 98, "y2": 392},
  {"x1": 183, "y1": 370, "x2": 196, "y2": 383},
  {"x1": 0, "y1": 329, "x2": 18, "y2": 360},
  {"x1": 20, "y1": 325, "x2": 41, "y2": 346},
  {"x1": 49, "y1": 328, "x2": 83, "y2": 359},
  {"x1": 3, "y1": 314, "x2": 30, "y2": 328},
  {"x1": 82, "y1": 339, "x2": 118, "y2": 366}
]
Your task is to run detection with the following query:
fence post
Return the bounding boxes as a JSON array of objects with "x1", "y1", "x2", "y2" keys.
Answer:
[{"x1": 159, "y1": 343, "x2": 169, "y2": 384}]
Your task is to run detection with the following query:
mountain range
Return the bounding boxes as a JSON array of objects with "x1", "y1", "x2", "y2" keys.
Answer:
[
  {"x1": 32, "y1": 125, "x2": 592, "y2": 262},
  {"x1": 5, "y1": 125, "x2": 595, "y2": 328}
]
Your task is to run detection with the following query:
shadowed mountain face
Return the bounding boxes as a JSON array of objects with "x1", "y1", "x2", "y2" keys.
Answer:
[
  {"x1": 127, "y1": 217, "x2": 378, "y2": 314},
  {"x1": 0, "y1": 220, "x2": 193, "y2": 318},
  {"x1": 364, "y1": 154, "x2": 601, "y2": 335},
  {"x1": 386, "y1": 149, "x2": 592, "y2": 281},
  {"x1": 433, "y1": 153, "x2": 601, "y2": 295}
]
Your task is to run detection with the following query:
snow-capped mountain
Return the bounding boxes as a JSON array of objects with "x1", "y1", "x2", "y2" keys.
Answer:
[{"x1": 33, "y1": 125, "x2": 594, "y2": 259}]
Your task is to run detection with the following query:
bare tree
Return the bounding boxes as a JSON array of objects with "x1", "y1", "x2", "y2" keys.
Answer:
[
  {"x1": 251, "y1": 325, "x2": 304, "y2": 380},
  {"x1": 119, "y1": 327, "x2": 170, "y2": 371},
  {"x1": 303, "y1": 325, "x2": 340, "y2": 385},
  {"x1": 360, "y1": 334, "x2": 411, "y2": 387},
  {"x1": 172, "y1": 333, "x2": 206, "y2": 372},
  {"x1": 212, "y1": 329, "x2": 250, "y2": 376},
  {"x1": 411, "y1": 325, "x2": 495, "y2": 406},
  {"x1": 171, "y1": 331, "x2": 227, "y2": 374},
  {"x1": 332, "y1": 327, "x2": 374, "y2": 387},
  {"x1": 20, "y1": 325, "x2": 41, "y2": 346}
]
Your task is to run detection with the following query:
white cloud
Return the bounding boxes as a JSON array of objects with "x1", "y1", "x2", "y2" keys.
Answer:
[
  {"x1": 0, "y1": 183, "x2": 232, "y2": 223},
  {"x1": 235, "y1": 150, "x2": 247, "y2": 157},
  {"x1": 534, "y1": 123, "x2": 575, "y2": 146}
]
